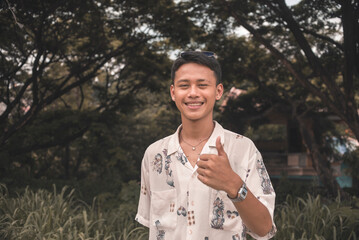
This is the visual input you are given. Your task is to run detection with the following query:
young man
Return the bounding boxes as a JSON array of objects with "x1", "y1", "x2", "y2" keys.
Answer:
[{"x1": 136, "y1": 51, "x2": 276, "y2": 239}]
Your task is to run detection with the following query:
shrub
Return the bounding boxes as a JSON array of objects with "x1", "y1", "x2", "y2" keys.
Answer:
[
  {"x1": 2, "y1": 182, "x2": 359, "y2": 240},
  {"x1": 0, "y1": 183, "x2": 148, "y2": 240},
  {"x1": 274, "y1": 193, "x2": 359, "y2": 240}
]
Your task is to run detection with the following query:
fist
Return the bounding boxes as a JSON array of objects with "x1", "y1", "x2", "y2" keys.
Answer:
[{"x1": 197, "y1": 136, "x2": 242, "y2": 193}]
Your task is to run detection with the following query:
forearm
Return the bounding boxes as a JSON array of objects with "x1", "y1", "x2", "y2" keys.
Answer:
[{"x1": 225, "y1": 174, "x2": 273, "y2": 237}]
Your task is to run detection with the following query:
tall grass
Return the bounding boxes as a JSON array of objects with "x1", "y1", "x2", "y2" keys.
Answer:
[
  {"x1": 0, "y1": 184, "x2": 148, "y2": 240},
  {"x1": 2, "y1": 183, "x2": 359, "y2": 240},
  {"x1": 274, "y1": 193, "x2": 359, "y2": 240}
]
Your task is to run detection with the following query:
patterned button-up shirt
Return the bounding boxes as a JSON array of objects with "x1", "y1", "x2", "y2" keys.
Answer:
[{"x1": 136, "y1": 121, "x2": 276, "y2": 240}]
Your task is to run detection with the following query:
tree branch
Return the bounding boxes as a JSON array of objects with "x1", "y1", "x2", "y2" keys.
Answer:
[
  {"x1": 301, "y1": 28, "x2": 344, "y2": 51},
  {"x1": 224, "y1": 0, "x2": 349, "y2": 127},
  {"x1": 267, "y1": 0, "x2": 347, "y2": 110},
  {"x1": 0, "y1": 50, "x2": 42, "y2": 123},
  {"x1": 9, "y1": 125, "x2": 90, "y2": 156}
]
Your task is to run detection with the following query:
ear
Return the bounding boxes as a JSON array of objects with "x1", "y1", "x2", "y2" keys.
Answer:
[
  {"x1": 170, "y1": 84, "x2": 175, "y2": 101},
  {"x1": 215, "y1": 83, "x2": 224, "y2": 100}
]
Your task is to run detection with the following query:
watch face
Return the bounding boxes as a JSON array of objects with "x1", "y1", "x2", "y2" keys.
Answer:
[
  {"x1": 239, "y1": 183, "x2": 247, "y2": 199},
  {"x1": 240, "y1": 188, "x2": 247, "y2": 199},
  {"x1": 228, "y1": 182, "x2": 247, "y2": 202}
]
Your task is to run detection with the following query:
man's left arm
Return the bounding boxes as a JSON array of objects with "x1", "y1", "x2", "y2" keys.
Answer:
[{"x1": 197, "y1": 136, "x2": 275, "y2": 238}]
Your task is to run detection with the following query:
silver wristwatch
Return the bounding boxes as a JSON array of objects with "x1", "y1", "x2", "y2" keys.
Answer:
[{"x1": 227, "y1": 182, "x2": 248, "y2": 202}]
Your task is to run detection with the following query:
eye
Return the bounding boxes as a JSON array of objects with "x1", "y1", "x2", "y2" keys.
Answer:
[
  {"x1": 179, "y1": 84, "x2": 189, "y2": 88},
  {"x1": 198, "y1": 84, "x2": 208, "y2": 87}
]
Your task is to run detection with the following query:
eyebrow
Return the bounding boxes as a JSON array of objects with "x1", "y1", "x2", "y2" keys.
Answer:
[{"x1": 175, "y1": 79, "x2": 209, "y2": 84}]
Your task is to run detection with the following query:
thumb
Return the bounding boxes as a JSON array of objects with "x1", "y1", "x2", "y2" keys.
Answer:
[{"x1": 216, "y1": 136, "x2": 226, "y2": 156}]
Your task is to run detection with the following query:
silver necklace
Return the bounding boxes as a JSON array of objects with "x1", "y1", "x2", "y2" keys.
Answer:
[{"x1": 180, "y1": 132, "x2": 210, "y2": 151}]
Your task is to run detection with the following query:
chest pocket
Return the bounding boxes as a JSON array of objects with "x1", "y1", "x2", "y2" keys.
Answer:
[
  {"x1": 150, "y1": 189, "x2": 177, "y2": 230},
  {"x1": 209, "y1": 190, "x2": 242, "y2": 232}
]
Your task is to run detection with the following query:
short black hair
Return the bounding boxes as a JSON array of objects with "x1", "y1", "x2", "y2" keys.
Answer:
[{"x1": 171, "y1": 51, "x2": 222, "y2": 85}]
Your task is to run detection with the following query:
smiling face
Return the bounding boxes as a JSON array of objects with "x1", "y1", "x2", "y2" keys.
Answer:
[{"x1": 170, "y1": 63, "x2": 223, "y2": 124}]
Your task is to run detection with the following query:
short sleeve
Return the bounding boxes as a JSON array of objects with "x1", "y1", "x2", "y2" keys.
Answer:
[
  {"x1": 245, "y1": 147, "x2": 277, "y2": 239},
  {"x1": 135, "y1": 150, "x2": 151, "y2": 228}
]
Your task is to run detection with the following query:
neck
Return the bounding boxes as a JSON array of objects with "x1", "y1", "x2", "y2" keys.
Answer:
[{"x1": 180, "y1": 117, "x2": 214, "y2": 141}]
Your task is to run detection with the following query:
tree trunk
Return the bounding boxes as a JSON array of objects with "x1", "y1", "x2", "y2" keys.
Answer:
[
  {"x1": 62, "y1": 144, "x2": 70, "y2": 179},
  {"x1": 296, "y1": 116, "x2": 346, "y2": 198},
  {"x1": 346, "y1": 112, "x2": 359, "y2": 142}
]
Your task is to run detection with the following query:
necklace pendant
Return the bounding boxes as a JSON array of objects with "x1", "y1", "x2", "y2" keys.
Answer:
[{"x1": 192, "y1": 147, "x2": 196, "y2": 151}]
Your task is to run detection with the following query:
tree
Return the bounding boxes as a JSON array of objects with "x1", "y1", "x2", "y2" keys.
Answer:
[
  {"x1": 225, "y1": 0, "x2": 359, "y2": 139},
  {"x1": 181, "y1": 0, "x2": 358, "y2": 197},
  {"x1": 227, "y1": 0, "x2": 358, "y2": 197},
  {"x1": 0, "y1": 0, "x2": 199, "y2": 179}
]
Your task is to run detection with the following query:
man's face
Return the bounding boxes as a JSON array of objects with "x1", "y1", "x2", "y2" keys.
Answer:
[{"x1": 170, "y1": 63, "x2": 223, "y2": 123}]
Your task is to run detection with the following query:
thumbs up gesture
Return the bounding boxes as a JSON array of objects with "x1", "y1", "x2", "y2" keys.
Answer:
[{"x1": 197, "y1": 136, "x2": 242, "y2": 194}]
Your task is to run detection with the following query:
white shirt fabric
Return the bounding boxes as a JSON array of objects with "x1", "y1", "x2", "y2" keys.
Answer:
[{"x1": 136, "y1": 121, "x2": 277, "y2": 240}]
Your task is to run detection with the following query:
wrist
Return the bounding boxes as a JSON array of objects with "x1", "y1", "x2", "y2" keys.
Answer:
[{"x1": 226, "y1": 173, "x2": 243, "y2": 198}]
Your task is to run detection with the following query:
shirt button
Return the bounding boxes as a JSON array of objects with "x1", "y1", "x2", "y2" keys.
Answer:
[
  {"x1": 191, "y1": 201, "x2": 195, "y2": 206},
  {"x1": 189, "y1": 229, "x2": 192, "y2": 235}
]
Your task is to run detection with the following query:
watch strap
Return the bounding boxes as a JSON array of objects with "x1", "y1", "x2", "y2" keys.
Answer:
[{"x1": 227, "y1": 182, "x2": 247, "y2": 202}]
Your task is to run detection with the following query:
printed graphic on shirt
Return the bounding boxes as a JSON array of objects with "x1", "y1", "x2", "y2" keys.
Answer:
[
  {"x1": 141, "y1": 184, "x2": 147, "y2": 195},
  {"x1": 170, "y1": 202, "x2": 175, "y2": 212},
  {"x1": 186, "y1": 191, "x2": 190, "y2": 208},
  {"x1": 232, "y1": 233, "x2": 240, "y2": 240},
  {"x1": 210, "y1": 197, "x2": 225, "y2": 229},
  {"x1": 187, "y1": 210, "x2": 196, "y2": 226},
  {"x1": 256, "y1": 152, "x2": 274, "y2": 195},
  {"x1": 245, "y1": 169, "x2": 250, "y2": 181},
  {"x1": 177, "y1": 206, "x2": 187, "y2": 216},
  {"x1": 226, "y1": 210, "x2": 239, "y2": 219},
  {"x1": 152, "y1": 153, "x2": 163, "y2": 174},
  {"x1": 155, "y1": 220, "x2": 165, "y2": 240},
  {"x1": 163, "y1": 149, "x2": 175, "y2": 187},
  {"x1": 176, "y1": 150, "x2": 187, "y2": 165},
  {"x1": 236, "y1": 134, "x2": 243, "y2": 139}
]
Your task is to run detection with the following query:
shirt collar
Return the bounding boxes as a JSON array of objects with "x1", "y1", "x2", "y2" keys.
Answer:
[
  {"x1": 168, "y1": 125, "x2": 181, "y2": 156},
  {"x1": 167, "y1": 121, "x2": 225, "y2": 156},
  {"x1": 207, "y1": 121, "x2": 225, "y2": 149}
]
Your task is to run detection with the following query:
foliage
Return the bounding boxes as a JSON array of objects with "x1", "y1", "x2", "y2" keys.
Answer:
[
  {"x1": 273, "y1": 175, "x2": 320, "y2": 205},
  {"x1": 0, "y1": 0, "x2": 192, "y2": 182},
  {"x1": 273, "y1": 193, "x2": 359, "y2": 240},
  {"x1": 1, "y1": 0, "x2": 358, "y2": 224},
  {"x1": 0, "y1": 183, "x2": 148, "y2": 240},
  {"x1": 2, "y1": 182, "x2": 359, "y2": 240},
  {"x1": 187, "y1": 0, "x2": 359, "y2": 197},
  {"x1": 342, "y1": 148, "x2": 359, "y2": 192}
]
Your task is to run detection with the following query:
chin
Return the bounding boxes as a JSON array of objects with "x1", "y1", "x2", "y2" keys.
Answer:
[{"x1": 183, "y1": 113, "x2": 211, "y2": 122}]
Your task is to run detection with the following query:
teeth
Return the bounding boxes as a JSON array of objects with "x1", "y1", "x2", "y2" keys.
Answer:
[{"x1": 187, "y1": 103, "x2": 202, "y2": 106}]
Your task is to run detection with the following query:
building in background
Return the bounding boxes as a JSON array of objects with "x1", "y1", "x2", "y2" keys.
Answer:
[{"x1": 221, "y1": 87, "x2": 357, "y2": 188}]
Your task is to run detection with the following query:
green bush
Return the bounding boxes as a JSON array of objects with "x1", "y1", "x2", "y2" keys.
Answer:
[
  {"x1": 274, "y1": 193, "x2": 359, "y2": 240},
  {"x1": 273, "y1": 174, "x2": 320, "y2": 205},
  {"x1": 2, "y1": 182, "x2": 359, "y2": 240},
  {"x1": 0, "y1": 183, "x2": 148, "y2": 240}
]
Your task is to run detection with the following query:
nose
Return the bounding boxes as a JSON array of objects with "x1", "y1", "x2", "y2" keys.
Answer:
[{"x1": 188, "y1": 85, "x2": 199, "y2": 98}]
